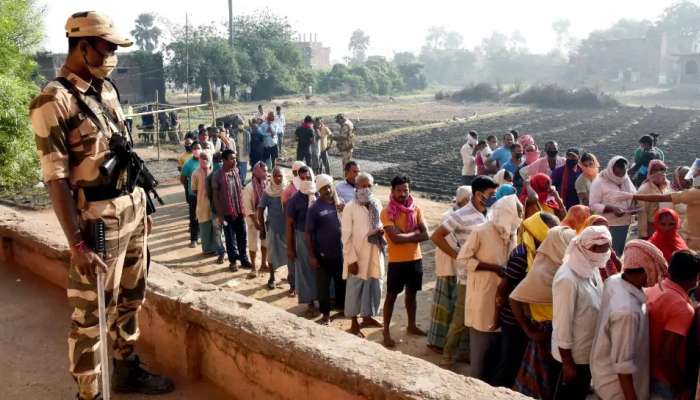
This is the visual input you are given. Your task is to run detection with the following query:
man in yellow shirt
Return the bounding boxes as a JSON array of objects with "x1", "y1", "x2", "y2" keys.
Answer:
[{"x1": 380, "y1": 175, "x2": 429, "y2": 347}]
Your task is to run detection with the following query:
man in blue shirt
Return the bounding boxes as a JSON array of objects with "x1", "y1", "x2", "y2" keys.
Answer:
[
  {"x1": 306, "y1": 174, "x2": 345, "y2": 325},
  {"x1": 487, "y1": 132, "x2": 515, "y2": 170},
  {"x1": 181, "y1": 142, "x2": 202, "y2": 248},
  {"x1": 336, "y1": 161, "x2": 360, "y2": 206},
  {"x1": 502, "y1": 143, "x2": 525, "y2": 176},
  {"x1": 259, "y1": 113, "x2": 281, "y2": 169}
]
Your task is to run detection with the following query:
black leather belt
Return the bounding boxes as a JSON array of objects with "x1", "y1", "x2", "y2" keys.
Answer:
[{"x1": 82, "y1": 186, "x2": 128, "y2": 202}]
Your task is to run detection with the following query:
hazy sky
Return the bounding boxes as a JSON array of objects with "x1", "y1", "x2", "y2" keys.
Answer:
[{"x1": 40, "y1": 0, "x2": 673, "y2": 62}]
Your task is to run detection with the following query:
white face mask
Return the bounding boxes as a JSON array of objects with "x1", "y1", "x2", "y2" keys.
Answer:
[
  {"x1": 83, "y1": 42, "x2": 118, "y2": 79},
  {"x1": 299, "y1": 180, "x2": 316, "y2": 195}
]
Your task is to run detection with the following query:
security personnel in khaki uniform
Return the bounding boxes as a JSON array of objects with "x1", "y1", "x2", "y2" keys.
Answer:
[
  {"x1": 28, "y1": 11, "x2": 174, "y2": 400},
  {"x1": 334, "y1": 113, "x2": 355, "y2": 168}
]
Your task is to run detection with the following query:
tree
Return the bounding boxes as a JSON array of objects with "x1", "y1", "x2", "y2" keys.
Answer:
[
  {"x1": 659, "y1": 1, "x2": 700, "y2": 52},
  {"x1": 552, "y1": 18, "x2": 571, "y2": 52},
  {"x1": 393, "y1": 51, "x2": 417, "y2": 66},
  {"x1": 0, "y1": 0, "x2": 44, "y2": 189},
  {"x1": 348, "y1": 29, "x2": 370, "y2": 65},
  {"x1": 444, "y1": 31, "x2": 463, "y2": 50},
  {"x1": 131, "y1": 13, "x2": 162, "y2": 53}
]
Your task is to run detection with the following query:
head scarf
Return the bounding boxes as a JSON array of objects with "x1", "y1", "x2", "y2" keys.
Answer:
[
  {"x1": 563, "y1": 225, "x2": 612, "y2": 279},
  {"x1": 520, "y1": 173, "x2": 560, "y2": 211},
  {"x1": 519, "y1": 135, "x2": 539, "y2": 164},
  {"x1": 266, "y1": 167, "x2": 287, "y2": 198},
  {"x1": 644, "y1": 159, "x2": 669, "y2": 189},
  {"x1": 583, "y1": 214, "x2": 608, "y2": 229},
  {"x1": 291, "y1": 161, "x2": 306, "y2": 189},
  {"x1": 489, "y1": 195, "x2": 522, "y2": 254},
  {"x1": 299, "y1": 170, "x2": 317, "y2": 207},
  {"x1": 510, "y1": 226, "x2": 576, "y2": 304},
  {"x1": 561, "y1": 205, "x2": 591, "y2": 233},
  {"x1": 316, "y1": 174, "x2": 333, "y2": 190},
  {"x1": 581, "y1": 153, "x2": 600, "y2": 181},
  {"x1": 622, "y1": 239, "x2": 668, "y2": 288},
  {"x1": 251, "y1": 161, "x2": 268, "y2": 208},
  {"x1": 649, "y1": 208, "x2": 688, "y2": 263},
  {"x1": 387, "y1": 194, "x2": 418, "y2": 232},
  {"x1": 672, "y1": 166, "x2": 690, "y2": 191},
  {"x1": 496, "y1": 184, "x2": 517, "y2": 200},
  {"x1": 494, "y1": 169, "x2": 510, "y2": 185},
  {"x1": 599, "y1": 156, "x2": 635, "y2": 192},
  {"x1": 518, "y1": 134, "x2": 535, "y2": 148},
  {"x1": 521, "y1": 212, "x2": 552, "y2": 271}
]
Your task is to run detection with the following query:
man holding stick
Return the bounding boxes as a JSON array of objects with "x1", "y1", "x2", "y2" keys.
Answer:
[{"x1": 29, "y1": 11, "x2": 174, "y2": 400}]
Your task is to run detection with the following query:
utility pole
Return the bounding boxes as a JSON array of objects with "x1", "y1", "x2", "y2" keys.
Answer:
[
  {"x1": 185, "y1": 12, "x2": 191, "y2": 132},
  {"x1": 228, "y1": 0, "x2": 234, "y2": 48}
]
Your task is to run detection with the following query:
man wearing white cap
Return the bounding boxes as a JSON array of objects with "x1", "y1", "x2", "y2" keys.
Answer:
[
  {"x1": 623, "y1": 158, "x2": 700, "y2": 251},
  {"x1": 306, "y1": 174, "x2": 345, "y2": 324},
  {"x1": 29, "y1": 11, "x2": 174, "y2": 399}
]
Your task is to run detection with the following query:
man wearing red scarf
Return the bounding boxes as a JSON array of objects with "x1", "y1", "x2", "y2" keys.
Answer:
[{"x1": 380, "y1": 175, "x2": 429, "y2": 348}]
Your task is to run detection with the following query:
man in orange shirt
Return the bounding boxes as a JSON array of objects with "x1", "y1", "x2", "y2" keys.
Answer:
[
  {"x1": 646, "y1": 249, "x2": 700, "y2": 399},
  {"x1": 381, "y1": 175, "x2": 430, "y2": 347}
]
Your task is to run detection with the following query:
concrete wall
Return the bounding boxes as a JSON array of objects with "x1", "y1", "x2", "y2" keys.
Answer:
[{"x1": 0, "y1": 206, "x2": 525, "y2": 400}]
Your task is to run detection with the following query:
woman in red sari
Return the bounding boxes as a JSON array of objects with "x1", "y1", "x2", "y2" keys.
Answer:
[{"x1": 649, "y1": 208, "x2": 688, "y2": 263}]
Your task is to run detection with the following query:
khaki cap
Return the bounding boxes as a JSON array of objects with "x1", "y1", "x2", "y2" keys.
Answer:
[{"x1": 65, "y1": 11, "x2": 133, "y2": 47}]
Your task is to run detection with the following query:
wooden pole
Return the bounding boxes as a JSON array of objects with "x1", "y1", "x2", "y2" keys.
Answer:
[
  {"x1": 155, "y1": 90, "x2": 160, "y2": 161},
  {"x1": 228, "y1": 0, "x2": 234, "y2": 48},
  {"x1": 208, "y1": 79, "x2": 217, "y2": 125},
  {"x1": 185, "y1": 12, "x2": 191, "y2": 132}
]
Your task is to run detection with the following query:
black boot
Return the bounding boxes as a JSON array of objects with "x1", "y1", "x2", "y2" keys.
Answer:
[{"x1": 112, "y1": 355, "x2": 175, "y2": 395}]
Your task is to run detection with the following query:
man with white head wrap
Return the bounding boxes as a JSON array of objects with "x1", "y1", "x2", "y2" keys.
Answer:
[
  {"x1": 342, "y1": 172, "x2": 385, "y2": 337},
  {"x1": 306, "y1": 174, "x2": 345, "y2": 325},
  {"x1": 551, "y1": 226, "x2": 610, "y2": 399},
  {"x1": 282, "y1": 160, "x2": 306, "y2": 205},
  {"x1": 286, "y1": 166, "x2": 318, "y2": 313},
  {"x1": 258, "y1": 166, "x2": 288, "y2": 290},
  {"x1": 457, "y1": 193, "x2": 522, "y2": 383},
  {"x1": 591, "y1": 239, "x2": 668, "y2": 400}
]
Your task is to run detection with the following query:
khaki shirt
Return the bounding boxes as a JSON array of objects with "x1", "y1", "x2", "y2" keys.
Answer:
[
  {"x1": 335, "y1": 120, "x2": 354, "y2": 152},
  {"x1": 29, "y1": 66, "x2": 127, "y2": 188}
]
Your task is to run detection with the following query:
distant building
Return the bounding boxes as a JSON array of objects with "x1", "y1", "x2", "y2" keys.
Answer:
[
  {"x1": 35, "y1": 51, "x2": 166, "y2": 104},
  {"x1": 296, "y1": 33, "x2": 331, "y2": 70}
]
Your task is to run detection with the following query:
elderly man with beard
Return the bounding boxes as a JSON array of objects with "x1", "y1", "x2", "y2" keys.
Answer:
[
  {"x1": 342, "y1": 172, "x2": 386, "y2": 337},
  {"x1": 306, "y1": 174, "x2": 345, "y2": 325}
]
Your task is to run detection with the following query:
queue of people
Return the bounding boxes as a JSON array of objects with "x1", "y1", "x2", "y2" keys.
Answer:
[
  {"x1": 178, "y1": 117, "x2": 700, "y2": 400},
  {"x1": 450, "y1": 129, "x2": 700, "y2": 399}
]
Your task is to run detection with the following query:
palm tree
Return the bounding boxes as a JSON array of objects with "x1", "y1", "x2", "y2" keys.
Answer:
[{"x1": 131, "y1": 13, "x2": 162, "y2": 53}]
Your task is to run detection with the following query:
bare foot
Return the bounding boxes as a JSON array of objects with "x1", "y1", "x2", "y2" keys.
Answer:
[
  {"x1": 359, "y1": 317, "x2": 383, "y2": 328},
  {"x1": 319, "y1": 315, "x2": 331, "y2": 326},
  {"x1": 406, "y1": 326, "x2": 427, "y2": 336},
  {"x1": 346, "y1": 327, "x2": 365, "y2": 338},
  {"x1": 287, "y1": 288, "x2": 296, "y2": 297},
  {"x1": 383, "y1": 334, "x2": 396, "y2": 348}
]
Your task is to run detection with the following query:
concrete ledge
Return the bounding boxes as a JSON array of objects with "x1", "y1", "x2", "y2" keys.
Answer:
[{"x1": 0, "y1": 206, "x2": 525, "y2": 399}]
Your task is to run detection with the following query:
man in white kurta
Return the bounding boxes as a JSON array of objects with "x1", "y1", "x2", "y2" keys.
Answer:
[{"x1": 342, "y1": 172, "x2": 384, "y2": 337}]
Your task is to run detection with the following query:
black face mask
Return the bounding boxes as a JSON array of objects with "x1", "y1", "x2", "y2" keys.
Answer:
[
  {"x1": 546, "y1": 150, "x2": 558, "y2": 158},
  {"x1": 514, "y1": 153, "x2": 523, "y2": 160},
  {"x1": 184, "y1": 145, "x2": 192, "y2": 152},
  {"x1": 566, "y1": 159, "x2": 578, "y2": 167}
]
